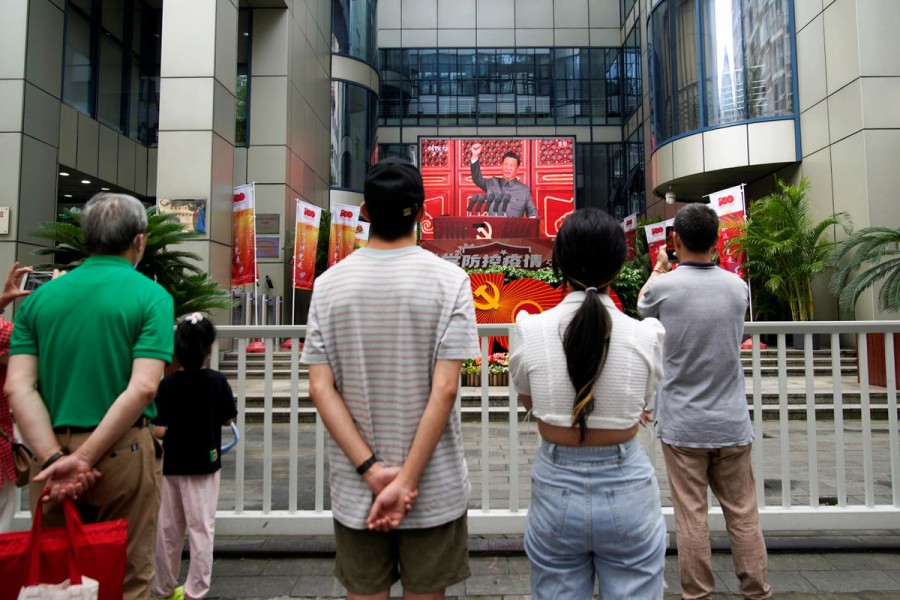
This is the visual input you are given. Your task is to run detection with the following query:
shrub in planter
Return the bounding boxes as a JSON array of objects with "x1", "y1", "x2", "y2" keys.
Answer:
[
  {"x1": 831, "y1": 226, "x2": 900, "y2": 388},
  {"x1": 728, "y1": 177, "x2": 850, "y2": 323}
]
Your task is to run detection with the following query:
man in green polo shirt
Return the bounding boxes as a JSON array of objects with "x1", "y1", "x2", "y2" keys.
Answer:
[{"x1": 6, "y1": 193, "x2": 174, "y2": 600}]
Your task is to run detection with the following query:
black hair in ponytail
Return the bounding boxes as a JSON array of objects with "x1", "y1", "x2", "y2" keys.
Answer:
[
  {"x1": 551, "y1": 208, "x2": 626, "y2": 441},
  {"x1": 174, "y1": 314, "x2": 216, "y2": 370}
]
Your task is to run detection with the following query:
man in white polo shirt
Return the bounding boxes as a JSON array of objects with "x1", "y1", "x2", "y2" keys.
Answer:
[{"x1": 301, "y1": 158, "x2": 479, "y2": 599}]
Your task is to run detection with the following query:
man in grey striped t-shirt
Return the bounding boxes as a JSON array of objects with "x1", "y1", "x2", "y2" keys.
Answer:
[{"x1": 302, "y1": 158, "x2": 479, "y2": 599}]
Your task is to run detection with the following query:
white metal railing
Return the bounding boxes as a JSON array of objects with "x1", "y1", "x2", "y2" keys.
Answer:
[{"x1": 12, "y1": 321, "x2": 900, "y2": 535}]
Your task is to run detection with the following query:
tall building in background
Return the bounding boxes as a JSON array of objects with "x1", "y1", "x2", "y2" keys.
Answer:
[{"x1": 0, "y1": 0, "x2": 897, "y2": 322}]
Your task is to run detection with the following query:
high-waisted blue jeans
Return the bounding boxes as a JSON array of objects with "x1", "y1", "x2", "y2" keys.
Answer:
[{"x1": 525, "y1": 437, "x2": 667, "y2": 599}]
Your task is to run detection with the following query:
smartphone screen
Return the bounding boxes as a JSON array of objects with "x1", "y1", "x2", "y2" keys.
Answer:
[
  {"x1": 20, "y1": 271, "x2": 54, "y2": 291},
  {"x1": 665, "y1": 226, "x2": 678, "y2": 262}
]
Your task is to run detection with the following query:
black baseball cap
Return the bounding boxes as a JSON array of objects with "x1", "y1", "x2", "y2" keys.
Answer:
[{"x1": 364, "y1": 158, "x2": 424, "y2": 219}]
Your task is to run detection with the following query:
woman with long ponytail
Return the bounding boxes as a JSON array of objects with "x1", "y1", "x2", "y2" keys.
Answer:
[{"x1": 509, "y1": 208, "x2": 667, "y2": 599}]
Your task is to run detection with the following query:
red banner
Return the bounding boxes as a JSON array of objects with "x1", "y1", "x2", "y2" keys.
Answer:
[
  {"x1": 644, "y1": 219, "x2": 673, "y2": 267},
  {"x1": 231, "y1": 184, "x2": 256, "y2": 286},
  {"x1": 292, "y1": 200, "x2": 321, "y2": 290},
  {"x1": 328, "y1": 204, "x2": 359, "y2": 268},
  {"x1": 710, "y1": 185, "x2": 746, "y2": 277},
  {"x1": 622, "y1": 212, "x2": 638, "y2": 260}
]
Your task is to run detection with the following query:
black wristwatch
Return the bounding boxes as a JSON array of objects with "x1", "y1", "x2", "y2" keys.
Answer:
[
  {"x1": 41, "y1": 450, "x2": 66, "y2": 471},
  {"x1": 356, "y1": 454, "x2": 378, "y2": 476}
]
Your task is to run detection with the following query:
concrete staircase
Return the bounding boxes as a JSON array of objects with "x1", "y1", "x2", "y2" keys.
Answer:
[{"x1": 219, "y1": 348, "x2": 879, "y2": 424}]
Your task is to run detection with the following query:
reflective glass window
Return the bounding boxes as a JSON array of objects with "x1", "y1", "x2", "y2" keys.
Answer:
[
  {"x1": 127, "y1": 58, "x2": 140, "y2": 139},
  {"x1": 98, "y1": 36, "x2": 124, "y2": 131},
  {"x1": 672, "y1": 0, "x2": 700, "y2": 134},
  {"x1": 236, "y1": 8, "x2": 251, "y2": 146},
  {"x1": 102, "y1": 0, "x2": 126, "y2": 40},
  {"x1": 63, "y1": 10, "x2": 93, "y2": 114},
  {"x1": 623, "y1": 25, "x2": 642, "y2": 118},
  {"x1": 576, "y1": 143, "x2": 617, "y2": 213},
  {"x1": 649, "y1": 4, "x2": 673, "y2": 145},
  {"x1": 703, "y1": 0, "x2": 746, "y2": 126},
  {"x1": 62, "y1": 0, "x2": 162, "y2": 146},
  {"x1": 70, "y1": 0, "x2": 92, "y2": 14},
  {"x1": 135, "y1": 6, "x2": 161, "y2": 146},
  {"x1": 743, "y1": 0, "x2": 793, "y2": 118},
  {"x1": 331, "y1": 81, "x2": 377, "y2": 191},
  {"x1": 649, "y1": 0, "x2": 795, "y2": 147},
  {"x1": 331, "y1": 0, "x2": 377, "y2": 64},
  {"x1": 377, "y1": 47, "x2": 625, "y2": 127}
]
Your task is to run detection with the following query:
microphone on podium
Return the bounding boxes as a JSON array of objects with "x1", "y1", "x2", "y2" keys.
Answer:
[
  {"x1": 499, "y1": 193, "x2": 511, "y2": 216},
  {"x1": 466, "y1": 195, "x2": 478, "y2": 215},
  {"x1": 486, "y1": 193, "x2": 499, "y2": 214},
  {"x1": 477, "y1": 193, "x2": 494, "y2": 215}
]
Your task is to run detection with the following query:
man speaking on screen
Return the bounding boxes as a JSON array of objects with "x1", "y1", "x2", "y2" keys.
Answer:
[{"x1": 470, "y1": 142, "x2": 538, "y2": 218}]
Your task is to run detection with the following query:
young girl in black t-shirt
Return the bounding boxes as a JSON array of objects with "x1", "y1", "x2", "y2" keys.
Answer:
[{"x1": 151, "y1": 314, "x2": 237, "y2": 600}]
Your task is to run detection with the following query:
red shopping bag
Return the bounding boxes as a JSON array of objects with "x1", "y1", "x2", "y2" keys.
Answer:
[{"x1": 0, "y1": 492, "x2": 127, "y2": 600}]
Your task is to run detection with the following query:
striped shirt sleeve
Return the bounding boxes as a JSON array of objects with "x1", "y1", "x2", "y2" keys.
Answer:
[
  {"x1": 435, "y1": 276, "x2": 479, "y2": 360},
  {"x1": 300, "y1": 287, "x2": 329, "y2": 365}
]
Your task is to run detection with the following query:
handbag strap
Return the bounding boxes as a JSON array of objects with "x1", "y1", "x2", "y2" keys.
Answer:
[{"x1": 26, "y1": 489, "x2": 84, "y2": 586}]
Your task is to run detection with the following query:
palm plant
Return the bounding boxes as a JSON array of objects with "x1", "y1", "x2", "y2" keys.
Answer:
[
  {"x1": 831, "y1": 227, "x2": 900, "y2": 314},
  {"x1": 728, "y1": 177, "x2": 851, "y2": 321},
  {"x1": 32, "y1": 207, "x2": 232, "y2": 318}
]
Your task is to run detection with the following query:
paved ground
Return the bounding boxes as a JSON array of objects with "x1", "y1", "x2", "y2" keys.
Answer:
[{"x1": 198, "y1": 535, "x2": 900, "y2": 599}]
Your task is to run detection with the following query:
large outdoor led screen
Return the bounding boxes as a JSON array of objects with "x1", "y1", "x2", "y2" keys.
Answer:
[{"x1": 418, "y1": 137, "x2": 575, "y2": 239}]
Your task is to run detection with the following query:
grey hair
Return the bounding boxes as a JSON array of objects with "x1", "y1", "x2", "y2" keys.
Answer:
[{"x1": 81, "y1": 193, "x2": 148, "y2": 255}]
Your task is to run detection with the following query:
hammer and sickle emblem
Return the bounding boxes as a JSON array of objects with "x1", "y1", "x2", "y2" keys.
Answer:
[
  {"x1": 473, "y1": 281, "x2": 501, "y2": 311},
  {"x1": 475, "y1": 222, "x2": 493, "y2": 239}
]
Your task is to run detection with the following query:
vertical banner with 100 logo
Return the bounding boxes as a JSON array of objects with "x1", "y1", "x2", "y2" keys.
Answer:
[
  {"x1": 293, "y1": 199, "x2": 321, "y2": 290},
  {"x1": 232, "y1": 184, "x2": 257, "y2": 286},
  {"x1": 709, "y1": 184, "x2": 746, "y2": 278},
  {"x1": 328, "y1": 203, "x2": 360, "y2": 268}
]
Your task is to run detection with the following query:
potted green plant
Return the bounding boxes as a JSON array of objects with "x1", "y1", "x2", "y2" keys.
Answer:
[
  {"x1": 831, "y1": 226, "x2": 900, "y2": 388},
  {"x1": 461, "y1": 358, "x2": 481, "y2": 387},
  {"x1": 32, "y1": 207, "x2": 232, "y2": 318},
  {"x1": 488, "y1": 352, "x2": 509, "y2": 386},
  {"x1": 728, "y1": 177, "x2": 851, "y2": 346}
]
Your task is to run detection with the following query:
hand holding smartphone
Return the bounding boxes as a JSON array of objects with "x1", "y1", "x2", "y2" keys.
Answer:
[
  {"x1": 20, "y1": 271, "x2": 54, "y2": 291},
  {"x1": 665, "y1": 226, "x2": 678, "y2": 263}
]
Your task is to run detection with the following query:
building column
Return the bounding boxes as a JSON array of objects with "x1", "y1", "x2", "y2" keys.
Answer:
[
  {"x1": 156, "y1": 0, "x2": 237, "y2": 300},
  {"x1": 0, "y1": 0, "x2": 64, "y2": 268},
  {"x1": 245, "y1": 8, "x2": 290, "y2": 313}
]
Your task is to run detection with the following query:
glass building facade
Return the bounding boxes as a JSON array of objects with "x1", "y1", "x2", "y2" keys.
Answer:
[
  {"x1": 62, "y1": 0, "x2": 162, "y2": 146},
  {"x1": 331, "y1": 81, "x2": 378, "y2": 190},
  {"x1": 377, "y1": 43, "x2": 645, "y2": 216},
  {"x1": 649, "y1": 0, "x2": 795, "y2": 148},
  {"x1": 236, "y1": 8, "x2": 252, "y2": 147},
  {"x1": 329, "y1": 0, "x2": 378, "y2": 191},
  {"x1": 378, "y1": 47, "x2": 640, "y2": 127},
  {"x1": 62, "y1": 1, "x2": 255, "y2": 148},
  {"x1": 332, "y1": 0, "x2": 378, "y2": 64}
]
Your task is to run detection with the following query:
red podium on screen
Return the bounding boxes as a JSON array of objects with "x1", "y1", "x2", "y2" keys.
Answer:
[{"x1": 432, "y1": 216, "x2": 540, "y2": 240}]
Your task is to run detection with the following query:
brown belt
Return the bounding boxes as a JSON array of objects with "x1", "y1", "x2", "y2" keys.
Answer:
[{"x1": 53, "y1": 415, "x2": 149, "y2": 435}]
